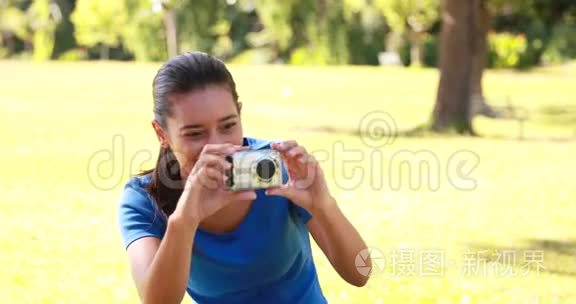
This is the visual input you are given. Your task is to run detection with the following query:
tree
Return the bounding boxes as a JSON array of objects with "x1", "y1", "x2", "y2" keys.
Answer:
[
  {"x1": 124, "y1": 0, "x2": 231, "y2": 61},
  {"x1": 431, "y1": 0, "x2": 481, "y2": 134},
  {"x1": 375, "y1": 0, "x2": 440, "y2": 67},
  {"x1": 469, "y1": 0, "x2": 495, "y2": 117},
  {"x1": 0, "y1": 1, "x2": 30, "y2": 57},
  {"x1": 177, "y1": 0, "x2": 228, "y2": 54},
  {"x1": 147, "y1": 0, "x2": 179, "y2": 59},
  {"x1": 28, "y1": 0, "x2": 60, "y2": 61},
  {"x1": 163, "y1": 2, "x2": 178, "y2": 58},
  {"x1": 253, "y1": 0, "x2": 294, "y2": 56},
  {"x1": 122, "y1": 0, "x2": 167, "y2": 61},
  {"x1": 71, "y1": 0, "x2": 127, "y2": 60},
  {"x1": 252, "y1": 0, "x2": 349, "y2": 64},
  {"x1": 470, "y1": 0, "x2": 538, "y2": 117},
  {"x1": 342, "y1": 0, "x2": 387, "y2": 65},
  {"x1": 51, "y1": 0, "x2": 78, "y2": 59},
  {"x1": 472, "y1": 0, "x2": 536, "y2": 117},
  {"x1": 471, "y1": 0, "x2": 574, "y2": 117}
]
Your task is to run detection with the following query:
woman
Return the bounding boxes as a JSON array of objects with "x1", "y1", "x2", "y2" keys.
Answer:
[{"x1": 117, "y1": 52, "x2": 371, "y2": 304}]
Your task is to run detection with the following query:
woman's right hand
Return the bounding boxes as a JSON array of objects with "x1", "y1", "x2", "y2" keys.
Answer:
[{"x1": 172, "y1": 143, "x2": 257, "y2": 225}]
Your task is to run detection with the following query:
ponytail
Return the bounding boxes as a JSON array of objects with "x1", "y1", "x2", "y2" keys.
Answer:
[{"x1": 138, "y1": 146, "x2": 184, "y2": 217}]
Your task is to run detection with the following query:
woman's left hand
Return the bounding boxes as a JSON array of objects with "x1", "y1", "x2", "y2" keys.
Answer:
[{"x1": 265, "y1": 140, "x2": 335, "y2": 215}]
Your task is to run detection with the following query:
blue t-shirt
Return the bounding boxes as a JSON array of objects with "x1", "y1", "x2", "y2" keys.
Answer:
[{"x1": 117, "y1": 137, "x2": 328, "y2": 304}]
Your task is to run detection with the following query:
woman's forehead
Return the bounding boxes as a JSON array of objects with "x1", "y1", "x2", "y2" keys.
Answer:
[{"x1": 168, "y1": 86, "x2": 237, "y2": 125}]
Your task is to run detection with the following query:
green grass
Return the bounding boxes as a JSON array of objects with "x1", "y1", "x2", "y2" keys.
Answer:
[{"x1": 0, "y1": 60, "x2": 575, "y2": 303}]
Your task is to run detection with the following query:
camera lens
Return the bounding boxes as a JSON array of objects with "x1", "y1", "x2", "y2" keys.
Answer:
[
  {"x1": 224, "y1": 155, "x2": 234, "y2": 188},
  {"x1": 256, "y1": 158, "x2": 276, "y2": 180}
]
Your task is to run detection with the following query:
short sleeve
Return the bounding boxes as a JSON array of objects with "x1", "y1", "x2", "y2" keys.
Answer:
[
  {"x1": 117, "y1": 179, "x2": 166, "y2": 250},
  {"x1": 291, "y1": 202, "x2": 313, "y2": 224}
]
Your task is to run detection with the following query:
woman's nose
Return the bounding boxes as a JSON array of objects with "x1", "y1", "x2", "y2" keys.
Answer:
[{"x1": 206, "y1": 131, "x2": 223, "y2": 145}]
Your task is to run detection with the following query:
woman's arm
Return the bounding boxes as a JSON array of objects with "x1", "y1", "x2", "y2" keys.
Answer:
[
  {"x1": 125, "y1": 143, "x2": 255, "y2": 304},
  {"x1": 127, "y1": 214, "x2": 198, "y2": 304},
  {"x1": 307, "y1": 197, "x2": 371, "y2": 287},
  {"x1": 267, "y1": 140, "x2": 372, "y2": 287}
]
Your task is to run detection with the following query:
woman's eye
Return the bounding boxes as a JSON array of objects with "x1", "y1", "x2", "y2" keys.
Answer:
[
  {"x1": 223, "y1": 122, "x2": 237, "y2": 130},
  {"x1": 185, "y1": 132, "x2": 203, "y2": 138}
]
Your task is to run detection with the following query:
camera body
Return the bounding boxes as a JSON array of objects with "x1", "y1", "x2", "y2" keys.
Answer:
[{"x1": 225, "y1": 149, "x2": 284, "y2": 191}]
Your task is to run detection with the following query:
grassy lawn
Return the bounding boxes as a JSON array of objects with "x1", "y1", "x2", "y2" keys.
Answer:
[{"x1": 0, "y1": 60, "x2": 575, "y2": 303}]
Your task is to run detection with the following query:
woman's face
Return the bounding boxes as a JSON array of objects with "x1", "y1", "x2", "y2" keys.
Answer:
[{"x1": 152, "y1": 84, "x2": 243, "y2": 178}]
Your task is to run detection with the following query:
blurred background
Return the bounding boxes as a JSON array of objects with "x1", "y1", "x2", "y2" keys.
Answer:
[{"x1": 1, "y1": 0, "x2": 575, "y2": 303}]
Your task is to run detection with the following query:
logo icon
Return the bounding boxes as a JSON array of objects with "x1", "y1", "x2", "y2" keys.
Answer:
[{"x1": 355, "y1": 247, "x2": 386, "y2": 277}]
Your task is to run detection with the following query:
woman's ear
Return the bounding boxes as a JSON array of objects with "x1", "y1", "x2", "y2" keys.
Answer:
[
  {"x1": 151, "y1": 119, "x2": 169, "y2": 148},
  {"x1": 237, "y1": 101, "x2": 243, "y2": 114}
]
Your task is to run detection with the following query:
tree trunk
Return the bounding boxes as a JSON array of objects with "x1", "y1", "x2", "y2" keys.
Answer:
[
  {"x1": 1, "y1": 32, "x2": 16, "y2": 56},
  {"x1": 470, "y1": 0, "x2": 498, "y2": 117},
  {"x1": 164, "y1": 7, "x2": 178, "y2": 58},
  {"x1": 100, "y1": 44, "x2": 109, "y2": 60},
  {"x1": 431, "y1": 0, "x2": 481, "y2": 134},
  {"x1": 410, "y1": 31, "x2": 423, "y2": 67}
]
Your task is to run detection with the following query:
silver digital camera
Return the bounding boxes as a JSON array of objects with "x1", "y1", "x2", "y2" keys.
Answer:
[{"x1": 225, "y1": 149, "x2": 284, "y2": 191}]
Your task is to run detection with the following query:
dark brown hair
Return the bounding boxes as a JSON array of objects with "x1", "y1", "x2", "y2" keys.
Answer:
[{"x1": 137, "y1": 51, "x2": 240, "y2": 217}]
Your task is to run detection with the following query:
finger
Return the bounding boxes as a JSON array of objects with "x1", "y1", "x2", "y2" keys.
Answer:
[
  {"x1": 196, "y1": 154, "x2": 232, "y2": 171},
  {"x1": 283, "y1": 149, "x2": 316, "y2": 180},
  {"x1": 201, "y1": 143, "x2": 233, "y2": 155},
  {"x1": 286, "y1": 146, "x2": 307, "y2": 160},
  {"x1": 191, "y1": 145, "x2": 247, "y2": 171},
  {"x1": 271, "y1": 140, "x2": 298, "y2": 152},
  {"x1": 298, "y1": 151, "x2": 316, "y2": 164},
  {"x1": 202, "y1": 143, "x2": 247, "y2": 156},
  {"x1": 227, "y1": 190, "x2": 257, "y2": 201},
  {"x1": 289, "y1": 156, "x2": 319, "y2": 184},
  {"x1": 275, "y1": 142, "x2": 308, "y2": 166},
  {"x1": 204, "y1": 166, "x2": 223, "y2": 181},
  {"x1": 197, "y1": 166, "x2": 225, "y2": 190},
  {"x1": 190, "y1": 144, "x2": 233, "y2": 167},
  {"x1": 265, "y1": 184, "x2": 298, "y2": 202}
]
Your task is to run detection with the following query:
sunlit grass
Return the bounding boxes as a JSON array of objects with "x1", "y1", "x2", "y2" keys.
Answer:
[{"x1": 1, "y1": 60, "x2": 575, "y2": 303}]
